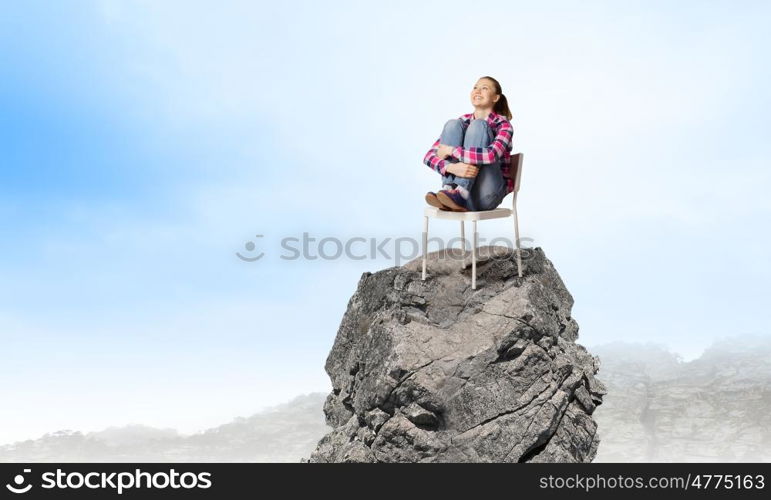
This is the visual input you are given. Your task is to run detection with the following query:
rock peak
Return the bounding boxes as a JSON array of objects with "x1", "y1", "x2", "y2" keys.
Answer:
[{"x1": 308, "y1": 246, "x2": 606, "y2": 463}]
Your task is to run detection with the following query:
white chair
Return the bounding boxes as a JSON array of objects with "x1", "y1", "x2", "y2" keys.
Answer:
[{"x1": 422, "y1": 153, "x2": 524, "y2": 289}]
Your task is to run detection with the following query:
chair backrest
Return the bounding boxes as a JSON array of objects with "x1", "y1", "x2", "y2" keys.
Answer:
[{"x1": 508, "y1": 153, "x2": 524, "y2": 194}]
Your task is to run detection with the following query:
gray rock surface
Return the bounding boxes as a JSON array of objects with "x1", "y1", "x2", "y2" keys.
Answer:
[{"x1": 308, "y1": 246, "x2": 606, "y2": 463}]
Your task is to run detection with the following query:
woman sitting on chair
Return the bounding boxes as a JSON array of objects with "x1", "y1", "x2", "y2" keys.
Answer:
[{"x1": 423, "y1": 76, "x2": 514, "y2": 212}]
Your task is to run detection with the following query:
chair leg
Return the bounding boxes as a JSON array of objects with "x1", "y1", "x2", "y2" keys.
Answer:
[
  {"x1": 471, "y1": 220, "x2": 477, "y2": 289},
  {"x1": 513, "y1": 196, "x2": 522, "y2": 277},
  {"x1": 422, "y1": 215, "x2": 429, "y2": 280},
  {"x1": 460, "y1": 221, "x2": 465, "y2": 254}
]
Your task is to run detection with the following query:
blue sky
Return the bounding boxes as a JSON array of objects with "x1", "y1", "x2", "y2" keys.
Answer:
[{"x1": 1, "y1": 1, "x2": 769, "y2": 443}]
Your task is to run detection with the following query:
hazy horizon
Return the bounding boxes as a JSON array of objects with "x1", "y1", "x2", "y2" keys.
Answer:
[
  {"x1": 2, "y1": 336, "x2": 769, "y2": 463},
  {"x1": 2, "y1": 336, "x2": 768, "y2": 447},
  {"x1": 2, "y1": 1, "x2": 769, "y2": 447}
]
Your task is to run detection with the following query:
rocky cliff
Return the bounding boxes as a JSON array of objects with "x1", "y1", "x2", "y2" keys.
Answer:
[{"x1": 308, "y1": 246, "x2": 606, "y2": 463}]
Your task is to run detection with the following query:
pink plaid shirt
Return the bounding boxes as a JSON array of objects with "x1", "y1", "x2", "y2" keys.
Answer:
[{"x1": 423, "y1": 111, "x2": 514, "y2": 194}]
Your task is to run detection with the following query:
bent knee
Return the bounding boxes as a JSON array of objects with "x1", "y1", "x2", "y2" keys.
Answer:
[
  {"x1": 443, "y1": 118, "x2": 464, "y2": 130},
  {"x1": 467, "y1": 119, "x2": 490, "y2": 132}
]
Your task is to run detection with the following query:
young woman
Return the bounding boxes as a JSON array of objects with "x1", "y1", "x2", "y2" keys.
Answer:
[{"x1": 423, "y1": 76, "x2": 514, "y2": 212}]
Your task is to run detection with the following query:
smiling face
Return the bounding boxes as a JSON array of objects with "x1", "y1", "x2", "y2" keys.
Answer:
[{"x1": 470, "y1": 78, "x2": 499, "y2": 109}]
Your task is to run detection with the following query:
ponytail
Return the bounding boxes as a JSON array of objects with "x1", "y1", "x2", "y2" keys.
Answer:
[
  {"x1": 481, "y1": 75, "x2": 513, "y2": 120},
  {"x1": 494, "y1": 93, "x2": 513, "y2": 121}
]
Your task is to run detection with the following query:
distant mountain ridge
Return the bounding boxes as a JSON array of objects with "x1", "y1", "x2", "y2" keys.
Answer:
[
  {"x1": 592, "y1": 336, "x2": 771, "y2": 462},
  {"x1": 0, "y1": 393, "x2": 329, "y2": 462},
  {"x1": 1, "y1": 337, "x2": 769, "y2": 462}
]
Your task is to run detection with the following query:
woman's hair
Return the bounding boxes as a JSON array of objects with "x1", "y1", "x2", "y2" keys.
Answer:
[{"x1": 480, "y1": 75, "x2": 512, "y2": 120}]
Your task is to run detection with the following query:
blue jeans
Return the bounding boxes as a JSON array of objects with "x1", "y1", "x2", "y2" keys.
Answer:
[{"x1": 439, "y1": 118, "x2": 507, "y2": 211}]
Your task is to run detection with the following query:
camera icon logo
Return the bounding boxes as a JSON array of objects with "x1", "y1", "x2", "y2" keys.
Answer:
[{"x1": 5, "y1": 469, "x2": 32, "y2": 494}]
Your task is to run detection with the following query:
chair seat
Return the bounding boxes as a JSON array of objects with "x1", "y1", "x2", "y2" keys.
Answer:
[{"x1": 423, "y1": 206, "x2": 513, "y2": 221}]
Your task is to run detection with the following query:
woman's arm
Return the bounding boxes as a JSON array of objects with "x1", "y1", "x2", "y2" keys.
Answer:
[
  {"x1": 424, "y1": 139, "x2": 478, "y2": 177},
  {"x1": 423, "y1": 138, "x2": 449, "y2": 175},
  {"x1": 450, "y1": 120, "x2": 513, "y2": 165}
]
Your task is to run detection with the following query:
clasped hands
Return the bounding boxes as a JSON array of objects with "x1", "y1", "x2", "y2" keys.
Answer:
[{"x1": 437, "y1": 144, "x2": 478, "y2": 178}]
